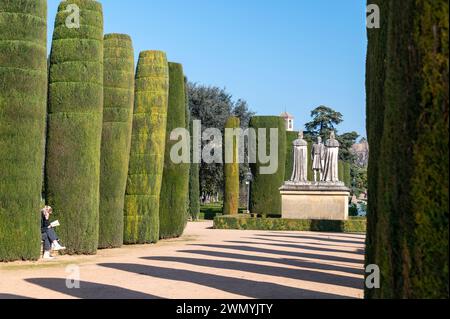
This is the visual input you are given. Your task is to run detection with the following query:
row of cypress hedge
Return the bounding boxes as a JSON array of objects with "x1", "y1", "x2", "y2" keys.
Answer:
[
  {"x1": 1, "y1": 0, "x2": 193, "y2": 260},
  {"x1": 365, "y1": 0, "x2": 448, "y2": 298},
  {"x1": 0, "y1": 0, "x2": 48, "y2": 261}
]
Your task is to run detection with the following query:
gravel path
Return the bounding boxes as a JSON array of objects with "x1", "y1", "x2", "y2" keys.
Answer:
[{"x1": 0, "y1": 221, "x2": 365, "y2": 299}]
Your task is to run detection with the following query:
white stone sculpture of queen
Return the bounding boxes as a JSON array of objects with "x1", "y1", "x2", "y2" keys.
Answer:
[
  {"x1": 322, "y1": 131, "x2": 340, "y2": 183},
  {"x1": 290, "y1": 131, "x2": 308, "y2": 183}
]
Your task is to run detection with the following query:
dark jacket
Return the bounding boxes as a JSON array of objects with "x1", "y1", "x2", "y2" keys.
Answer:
[{"x1": 41, "y1": 210, "x2": 50, "y2": 233}]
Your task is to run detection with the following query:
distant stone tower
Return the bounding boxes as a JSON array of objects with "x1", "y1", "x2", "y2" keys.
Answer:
[{"x1": 280, "y1": 112, "x2": 294, "y2": 132}]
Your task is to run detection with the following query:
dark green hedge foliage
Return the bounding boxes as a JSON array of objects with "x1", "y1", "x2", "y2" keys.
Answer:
[
  {"x1": 123, "y1": 51, "x2": 169, "y2": 244},
  {"x1": 187, "y1": 81, "x2": 200, "y2": 220},
  {"x1": 284, "y1": 131, "x2": 299, "y2": 181},
  {"x1": 45, "y1": 0, "x2": 104, "y2": 255},
  {"x1": 159, "y1": 62, "x2": 190, "y2": 239},
  {"x1": 249, "y1": 116, "x2": 286, "y2": 216},
  {"x1": 98, "y1": 34, "x2": 134, "y2": 249},
  {"x1": 214, "y1": 215, "x2": 366, "y2": 233},
  {"x1": 0, "y1": 0, "x2": 47, "y2": 261},
  {"x1": 365, "y1": 0, "x2": 448, "y2": 298},
  {"x1": 223, "y1": 117, "x2": 240, "y2": 215}
]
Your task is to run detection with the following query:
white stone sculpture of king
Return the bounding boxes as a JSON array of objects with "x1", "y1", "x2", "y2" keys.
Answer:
[
  {"x1": 322, "y1": 131, "x2": 340, "y2": 183},
  {"x1": 311, "y1": 136, "x2": 325, "y2": 182},
  {"x1": 290, "y1": 131, "x2": 308, "y2": 182}
]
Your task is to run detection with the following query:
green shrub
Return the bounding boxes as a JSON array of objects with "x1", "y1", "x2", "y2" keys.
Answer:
[
  {"x1": 249, "y1": 116, "x2": 286, "y2": 216},
  {"x1": 123, "y1": 51, "x2": 169, "y2": 244},
  {"x1": 98, "y1": 34, "x2": 134, "y2": 249},
  {"x1": 0, "y1": 0, "x2": 47, "y2": 261},
  {"x1": 223, "y1": 117, "x2": 240, "y2": 215},
  {"x1": 44, "y1": 0, "x2": 103, "y2": 255},
  {"x1": 159, "y1": 63, "x2": 190, "y2": 239},
  {"x1": 214, "y1": 215, "x2": 366, "y2": 233},
  {"x1": 365, "y1": 0, "x2": 448, "y2": 298}
]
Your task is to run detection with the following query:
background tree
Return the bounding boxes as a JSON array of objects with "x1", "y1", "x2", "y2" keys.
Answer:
[
  {"x1": 337, "y1": 131, "x2": 359, "y2": 161},
  {"x1": 187, "y1": 82, "x2": 254, "y2": 203},
  {"x1": 305, "y1": 105, "x2": 343, "y2": 140}
]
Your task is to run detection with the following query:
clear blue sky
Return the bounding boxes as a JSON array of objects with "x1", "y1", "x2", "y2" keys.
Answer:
[{"x1": 48, "y1": 0, "x2": 368, "y2": 137}]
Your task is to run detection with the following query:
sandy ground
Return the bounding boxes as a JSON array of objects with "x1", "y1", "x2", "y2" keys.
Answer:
[{"x1": 0, "y1": 221, "x2": 366, "y2": 299}]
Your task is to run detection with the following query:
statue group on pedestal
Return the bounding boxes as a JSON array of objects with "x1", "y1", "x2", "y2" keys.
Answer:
[{"x1": 290, "y1": 131, "x2": 341, "y2": 184}]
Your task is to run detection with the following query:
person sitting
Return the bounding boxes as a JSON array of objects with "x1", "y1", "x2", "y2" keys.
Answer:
[{"x1": 41, "y1": 206, "x2": 65, "y2": 260}]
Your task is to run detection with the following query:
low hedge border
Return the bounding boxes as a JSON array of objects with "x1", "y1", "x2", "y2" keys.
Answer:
[{"x1": 213, "y1": 215, "x2": 366, "y2": 233}]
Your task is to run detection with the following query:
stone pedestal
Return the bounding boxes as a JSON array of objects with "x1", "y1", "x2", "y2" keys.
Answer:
[{"x1": 280, "y1": 182, "x2": 351, "y2": 220}]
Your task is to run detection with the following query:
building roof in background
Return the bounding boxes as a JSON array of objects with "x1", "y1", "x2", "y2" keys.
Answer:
[{"x1": 280, "y1": 112, "x2": 294, "y2": 119}]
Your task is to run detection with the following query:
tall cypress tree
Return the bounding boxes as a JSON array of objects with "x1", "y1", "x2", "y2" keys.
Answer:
[
  {"x1": 223, "y1": 117, "x2": 240, "y2": 215},
  {"x1": 0, "y1": 0, "x2": 47, "y2": 261},
  {"x1": 365, "y1": 0, "x2": 448, "y2": 298},
  {"x1": 45, "y1": 0, "x2": 104, "y2": 255},
  {"x1": 124, "y1": 51, "x2": 169, "y2": 244},
  {"x1": 98, "y1": 34, "x2": 134, "y2": 249},
  {"x1": 249, "y1": 116, "x2": 286, "y2": 216},
  {"x1": 159, "y1": 62, "x2": 190, "y2": 239}
]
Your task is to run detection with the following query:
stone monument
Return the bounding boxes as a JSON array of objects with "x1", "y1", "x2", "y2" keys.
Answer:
[{"x1": 280, "y1": 131, "x2": 350, "y2": 220}]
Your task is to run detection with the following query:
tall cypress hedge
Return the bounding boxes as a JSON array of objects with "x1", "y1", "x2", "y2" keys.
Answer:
[
  {"x1": 365, "y1": 0, "x2": 448, "y2": 298},
  {"x1": 223, "y1": 117, "x2": 240, "y2": 215},
  {"x1": 124, "y1": 51, "x2": 169, "y2": 244},
  {"x1": 98, "y1": 34, "x2": 134, "y2": 249},
  {"x1": 284, "y1": 131, "x2": 299, "y2": 181},
  {"x1": 186, "y1": 78, "x2": 200, "y2": 220},
  {"x1": 45, "y1": 0, "x2": 104, "y2": 255},
  {"x1": 249, "y1": 116, "x2": 286, "y2": 216},
  {"x1": 343, "y1": 162, "x2": 351, "y2": 188},
  {"x1": 0, "y1": 0, "x2": 47, "y2": 261},
  {"x1": 188, "y1": 122, "x2": 200, "y2": 220},
  {"x1": 159, "y1": 62, "x2": 190, "y2": 239}
]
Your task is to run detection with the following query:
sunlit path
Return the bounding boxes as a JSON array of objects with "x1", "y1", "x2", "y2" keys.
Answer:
[{"x1": 0, "y1": 222, "x2": 365, "y2": 299}]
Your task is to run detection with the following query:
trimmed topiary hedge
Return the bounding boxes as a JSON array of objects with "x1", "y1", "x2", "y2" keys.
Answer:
[
  {"x1": 214, "y1": 215, "x2": 366, "y2": 233},
  {"x1": 284, "y1": 131, "x2": 299, "y2": 181},
  {"x1": 223, "y1": 117, "x2": 240, "y2": 215},
  {"x1": 0, "y1": 0, "x2": 47, "y2": 261},
  {"x1": 187, "y1": 79, "x2": 200, "y2": 221},
  {"x1": 45, "y1": 0, "x2": 104, "y2": 255},
  {"x1": 249, "y1": 116, "x2": 286, "y2": 215},
  {"x1": 338, "y1": 161, "x2": 351, "y2": 188},
  {"x1": 124, "y1": 51, "x2": 169, "y2": 244},
  {"x1": 159, "y1": 62, "x2": 190, "y2": 239},
  {"x1": 249, "y1": 116, "x2": 286, "y2": 216},
  {"x1": 98, "y1": 34, "x2": 134, "y2": 249},
  {"x1": 365, "y1": 0, "x2": 448, "y2": 298}
]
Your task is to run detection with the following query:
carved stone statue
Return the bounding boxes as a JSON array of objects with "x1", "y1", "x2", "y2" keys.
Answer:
[
  {"x1": 290, "y1": 131, "x2": 308, "y2": 182},
  {"x1": 311, "y1": 136, "x2": 325, "y2": 182},
  {"x1": 323, "y1": 131, "x2": 340, "y2": 183}
]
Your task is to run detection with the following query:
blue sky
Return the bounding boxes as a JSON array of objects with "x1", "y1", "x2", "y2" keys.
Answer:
[{"x1": 48, "y1": 0, "x2": 368, "y2": 137}]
